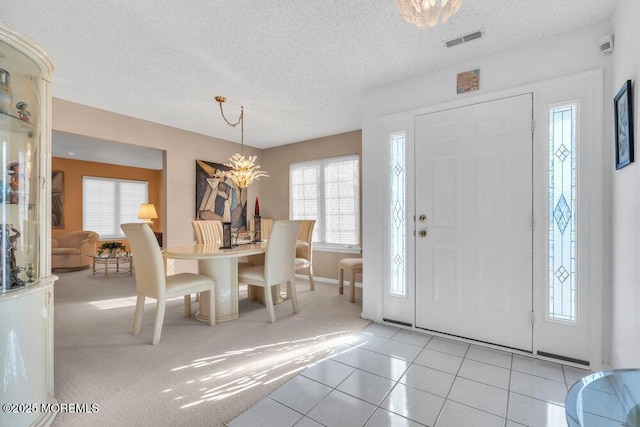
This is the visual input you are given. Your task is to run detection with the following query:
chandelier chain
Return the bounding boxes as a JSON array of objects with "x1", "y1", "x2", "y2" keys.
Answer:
[
  {"x1": 215, "y1": 95, "x2": 268, "y2": 188},
  {"x1": 217, "y1": 102, "x2": 243, "y2": 128},
  {"x1": 217, "y1": 101, "x2": 245, "y2": 155}
]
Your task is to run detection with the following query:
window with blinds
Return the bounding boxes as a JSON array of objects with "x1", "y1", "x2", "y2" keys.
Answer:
[
  {"x1": 290, "y1": 155, "x2": 360, "y2": 250},
  {"x1": 83, "y1": 177, "x2": 149, "y2": 239}
]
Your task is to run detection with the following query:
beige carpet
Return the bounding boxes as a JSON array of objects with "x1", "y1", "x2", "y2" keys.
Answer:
[{"x1": 51, "y1": 269, "x2": 369, "y2": 426}]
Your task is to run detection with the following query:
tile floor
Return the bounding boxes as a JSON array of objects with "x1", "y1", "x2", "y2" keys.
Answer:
[{"x1": 228, "y1": 323, "x2": 592, "y2": 427}]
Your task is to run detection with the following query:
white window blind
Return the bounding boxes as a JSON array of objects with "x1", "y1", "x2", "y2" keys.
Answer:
[
  {"x1": 290, "y1": 155, "x2": 360, "y2": 249},
  {"x1": 83, "y1": 177, "x2": 149, "y2": 239}
]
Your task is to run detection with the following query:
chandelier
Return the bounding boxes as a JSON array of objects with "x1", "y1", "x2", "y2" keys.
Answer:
[
  {"x1": 215, "y1": 96, "x2": 269, "y2": 188},
  {"x1": 396, "y1": 0, "x2": 462, "y2": 28}
]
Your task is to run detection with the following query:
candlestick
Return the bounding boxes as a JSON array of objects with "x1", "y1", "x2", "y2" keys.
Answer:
[
  {"x1": 221, "y1": 222, "x2": 233, "y2": 249},
  {"x1": 253, "y1": 216, "x2": 262, "y2": 242}
]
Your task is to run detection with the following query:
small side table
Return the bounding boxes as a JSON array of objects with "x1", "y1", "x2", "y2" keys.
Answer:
[
  {"x1": 566, "y1": 368, "x2": 640, "y2": 426},
  {"x1": 88, "y1": 254, "x2": 134, "y2": 279}
]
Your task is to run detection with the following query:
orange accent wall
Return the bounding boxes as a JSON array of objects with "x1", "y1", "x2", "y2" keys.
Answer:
[{"x1": 51, "y1": 157, "x2": 163, "y2": 241}]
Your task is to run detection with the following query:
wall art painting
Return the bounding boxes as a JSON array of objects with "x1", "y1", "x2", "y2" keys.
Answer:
[
  {"x1": 457, "y1": 69, "x2": 480, "y2": 94},
  {"x1": 195, "y1": 159, "x2": 247, "y2": 231},
  {"x1": 51, "y1": 170, "x2": 64, "y2": 228},
  {"x1": 615, "y1": 80, "x2": 634, "y2": 170}
]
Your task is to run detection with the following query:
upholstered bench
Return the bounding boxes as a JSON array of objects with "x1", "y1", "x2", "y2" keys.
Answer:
[{"x1": 338, "y1": 258, "x2": 363, "y2": 303}]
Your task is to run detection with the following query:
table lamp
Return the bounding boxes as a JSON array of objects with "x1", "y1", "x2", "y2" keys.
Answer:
[{"x1": 138, "y1": 203, "x2": 158, "y2": 224}]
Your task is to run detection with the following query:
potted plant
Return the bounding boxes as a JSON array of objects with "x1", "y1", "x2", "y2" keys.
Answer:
[{"x1": 98, "y1": 241, "x2": 127, "y2": 256}]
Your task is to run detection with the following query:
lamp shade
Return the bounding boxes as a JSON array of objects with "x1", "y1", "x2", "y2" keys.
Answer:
[{"x1": 137, "y1": 203, "x2": 158, "y2": 223}]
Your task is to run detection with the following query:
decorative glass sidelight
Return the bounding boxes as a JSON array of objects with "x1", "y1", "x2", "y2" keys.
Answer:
[
  {"x1": 548, "y1": 104, "x2": 577, "y2": 322},
  {"x1": 389, "y1": 132, "x2": 407, "y2": 297}
]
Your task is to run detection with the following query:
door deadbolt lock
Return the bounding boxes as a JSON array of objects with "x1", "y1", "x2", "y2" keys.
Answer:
[
  {"x1": 419, "y1": 230, "x2": 427, "y2": 237},
  {"x1": 419, "y1": 214, "x2": 427, "y2": 223}
]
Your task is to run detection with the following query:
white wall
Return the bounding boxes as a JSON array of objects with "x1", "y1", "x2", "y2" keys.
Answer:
[
  {"x1": 361, "y1": 21, "x2": 613, "y2": 358},
  {"x1": 610, "y1": 0, "x2": 640, "y2": 368},
  {"x1": 52, "y1": 99, "x2": 265, "y2": 274}
]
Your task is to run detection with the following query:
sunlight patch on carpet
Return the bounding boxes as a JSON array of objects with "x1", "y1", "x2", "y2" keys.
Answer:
[
  {"x1": 88, "y1": 295, "x2": 186, "y2": 310},
  {"x1": 176, "y1": 331, "x2": 358, "y2": 408},
  {"x1": 87, "y1": 296, "x2": 138, "y2": 310}
]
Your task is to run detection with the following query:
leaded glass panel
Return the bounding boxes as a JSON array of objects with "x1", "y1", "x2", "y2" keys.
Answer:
[
  {"x1": 389, "y1": 132, "x2": 406, "y2": 297},
  {"x1": 548, "y1": 104, "x2": 577, "y2": 322}
]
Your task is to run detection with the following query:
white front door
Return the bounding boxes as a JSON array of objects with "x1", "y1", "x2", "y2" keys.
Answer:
[{"x1": 414, "y1": 94, "x2": 534, "y2": 351}]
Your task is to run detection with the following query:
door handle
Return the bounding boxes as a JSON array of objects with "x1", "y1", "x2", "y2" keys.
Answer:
[
  {"x1": 419, "y1": 214, "x2": 427, "y2": 223},
  {"x1": 418, "y1": 230, "x2": 427, "y2": 237}
]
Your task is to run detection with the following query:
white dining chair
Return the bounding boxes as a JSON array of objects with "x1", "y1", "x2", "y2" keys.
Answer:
[
  {"x1": 248, "y1": 217, "x2": 275, "y2": 241},
  {"x1": 121, "y1": 223, "x2": 216, "y2": 345},
  {"x1": 294, "y1": 219, "x2": 316, "y2": 291},
  {"x1": 238, "y1": 220, "x2": 302, "y2": 323},
  {"x1": 246, "y1": 217, "x2": 275, "y2": 300},
  {"x1": 192, "y1": 220, "x2": 224, "y2": 246}
]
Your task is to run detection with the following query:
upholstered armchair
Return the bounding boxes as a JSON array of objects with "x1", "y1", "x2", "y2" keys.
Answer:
[{"x1": 51, "y1": 231, "x2": 99, "y2": 270}]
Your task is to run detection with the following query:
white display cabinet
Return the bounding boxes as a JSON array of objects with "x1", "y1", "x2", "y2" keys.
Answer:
[{"x1": 0, "y1": 22, "x2": 57, "y2": 427}]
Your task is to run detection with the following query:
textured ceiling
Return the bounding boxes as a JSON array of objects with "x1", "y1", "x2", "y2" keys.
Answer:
[{"x1": 0, "y1": 1, "x2": 616, "y2": 150}]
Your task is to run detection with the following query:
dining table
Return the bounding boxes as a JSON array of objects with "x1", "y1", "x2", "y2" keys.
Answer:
[{"x1": 163, "y1": 241, "x2": 268, "y2": 323}]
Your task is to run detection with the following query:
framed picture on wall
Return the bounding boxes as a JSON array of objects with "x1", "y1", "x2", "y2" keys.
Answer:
[
  {"x1": 614, "y1": 79, "x2": 634, "y2": 170},
  {"x1": 194, "y1": 159, "x2": 247, "y2": 231},
  {"x1": 51, "y1": 170, "x2": 64, "y2": 228}
]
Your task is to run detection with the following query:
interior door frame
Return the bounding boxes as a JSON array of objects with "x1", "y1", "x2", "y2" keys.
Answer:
[{"x1": 377, "y1": 69, "x2": 603, "y2": 369}]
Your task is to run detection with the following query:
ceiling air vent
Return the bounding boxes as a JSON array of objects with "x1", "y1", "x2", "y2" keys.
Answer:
[{"x1": 444, "y1": 29, "x2": 485, "y2": 48}]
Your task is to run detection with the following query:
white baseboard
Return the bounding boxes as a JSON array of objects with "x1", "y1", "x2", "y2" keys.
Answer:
[{"x1": 295, "y1": 273, "x2": 362, "y2": 288}]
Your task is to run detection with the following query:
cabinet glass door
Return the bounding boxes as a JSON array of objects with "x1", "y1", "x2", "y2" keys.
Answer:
[{"x1": 0, "y1": 38, "x2": 42, "y2": 293}]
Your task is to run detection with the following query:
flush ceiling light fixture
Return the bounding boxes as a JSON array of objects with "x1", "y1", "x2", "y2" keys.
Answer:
[
  {"x1": 215, "y1": 96, "x2": 269, "y2": 188},
  {"x1": 396, "y1": 0, "x2": 462, "y2": 28}
]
